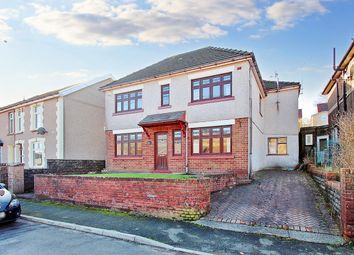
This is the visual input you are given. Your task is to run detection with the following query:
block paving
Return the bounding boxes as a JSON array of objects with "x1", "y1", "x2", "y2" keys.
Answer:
[{"x1": 206, "y1": 169, "x2": 341, "y2": 235}]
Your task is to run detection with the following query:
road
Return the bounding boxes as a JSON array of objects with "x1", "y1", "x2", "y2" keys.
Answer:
[{"x1": 0, "y1": 220, "x2": 187, "y2": 255}]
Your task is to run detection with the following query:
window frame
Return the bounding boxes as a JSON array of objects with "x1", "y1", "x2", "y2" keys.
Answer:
[
  {"x1": 267, "y1": 137, "x2": 287, "y2": 155},
  {"x1": 15, "y1": 108, "x2": 24, "y2": 133},
  {"x1": 191, "y1": 73, "x2": 232, "y2": 103},
  {"x1": 161, "y1": 84, "x2": 170, "y2": 107},
  {"x1": 8, "y1": 112, "x2": 15, "y2": 134},
  {"x1": 115, "y1": 132, "x2": 143, "y2": 157},
  {"x1": 173, "y1": 130, "x2": 182, "y2": 156},
  {"x1": 32, "y1": 104, "x2": 44, "y2": 130},
  {"x1": 115, "y1": 90, "x2": 143, "y2": 113},
  {"x1": 29, "y1": 139, "x2": 46, "y2": 168},
  {"x1": 305, "y1": 134, "x2": 313, "y2": 146},
  {"x1": 191, "y1": 125, "x2": 232, "y2": 155}
]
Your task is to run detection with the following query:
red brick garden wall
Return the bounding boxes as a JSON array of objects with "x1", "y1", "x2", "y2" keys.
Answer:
[
  {"x1": 341, "y1": 168, "x2": 354, "y2": 241},
  {"x1": 106, "y1": 117, "x2": 248, "y2": 177},
  {"x1": 34, "y1": 173, "x2": 238, "y2": 220}
]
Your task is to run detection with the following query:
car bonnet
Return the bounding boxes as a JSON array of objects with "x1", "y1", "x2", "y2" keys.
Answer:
[{"x1": 0, "y1": 187, "x2": 12, "y2": 211}]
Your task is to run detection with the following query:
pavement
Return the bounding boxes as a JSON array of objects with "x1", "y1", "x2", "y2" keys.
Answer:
[
  {"x1": 205, "y1": 169, "x2": 341, "y2": 235},
  {"x1": 0, "y1": 220, "x2": 186, "y2": 255},
  {"x1": 18, "y1": 198, "x2": 354, "y2": 255}
]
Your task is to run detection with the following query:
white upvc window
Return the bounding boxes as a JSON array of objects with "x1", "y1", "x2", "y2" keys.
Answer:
[
  {"x1": 15, "y1": 108, "x2": 24, "y2": 133},
  {"x1": 8, "y1": 112, "x2": 14, "y2": 134},
  {"x1": 31, "y1": 104, "x2": 44, "y2": 130},
  {"x1": 305, "y1": 134, "x2": 313, "y2": 146},
  {"x1": 29, "y1": 138, "x2": 46, "y2": 168},
  {"x1": 14, "y1": 141, "x2": 24, "y2": 164}
]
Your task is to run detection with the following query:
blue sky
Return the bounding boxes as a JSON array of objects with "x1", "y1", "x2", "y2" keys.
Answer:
[{"x1": 0, "y1": 0, "x2": 353, "y2": 118}]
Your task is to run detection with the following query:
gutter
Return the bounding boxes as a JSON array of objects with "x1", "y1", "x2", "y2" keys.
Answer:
[{"x1": 248, "y1": 61, "x2": 253, "y2": 178}]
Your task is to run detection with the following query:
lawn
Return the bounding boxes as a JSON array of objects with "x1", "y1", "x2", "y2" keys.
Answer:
[{"x1": 75, "y1": 172, "x2": 195, "y2": 179}]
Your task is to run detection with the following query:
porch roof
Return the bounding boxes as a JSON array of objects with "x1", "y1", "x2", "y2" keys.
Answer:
[{"x1": 138, "y1": 111, "x2": 186, "y2": 127}]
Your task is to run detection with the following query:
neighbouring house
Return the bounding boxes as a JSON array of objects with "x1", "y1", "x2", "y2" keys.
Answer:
[
  {"x1": 101, "y1": 47, "x2": 300, "y2": 179},
  {"x1": 0, "y1": 75, "x2": 113, "y2": 169},
  {"x1": 322, "y1": 40, "x2": 354, "y2": 143},
  {"x1": 299, "y1": 103, "x2": 330, "y2": 165}
]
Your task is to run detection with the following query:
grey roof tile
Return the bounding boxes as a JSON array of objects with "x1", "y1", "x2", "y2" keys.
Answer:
[
  {"x1": 102, "y1": 46, "x2": 253, "y2": 89},
  {"x1": 263, "y1": 80, "x2": 300, "y2": 91},
  {"x1": 139, "y1": 111, "x2": 186, "y2": 126}
]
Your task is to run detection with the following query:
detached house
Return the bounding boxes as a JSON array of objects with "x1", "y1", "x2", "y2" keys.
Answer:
[
  {"x1": 101, "y1": 47, "x2": 300, "y2": 179},
  {"x1": 0, "y1": 75, "x2": 113, "y2": 169}
]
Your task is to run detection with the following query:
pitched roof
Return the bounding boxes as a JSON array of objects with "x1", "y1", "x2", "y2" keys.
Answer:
[
  {"x1": 139, "y1": 111, "x2": 186, "y2": 127},
  {"x1": 0, "y1": 74, "x2": 113, "y2": 113},
  {"x1": 0, "y1": 86, "x2": 70, "y2": 112},
  {"x1": 317, "y1": 103, "x2": 328, "y2": 112},
  {"x1": 323, "y1": 40, "x2": 354, "y2": 95},
  {"x1": 263, "y1": 80, "x2": 301, "y2": 92},
  {"x1": 101, "y1": 46, "x2": 254, "y2": 90}
]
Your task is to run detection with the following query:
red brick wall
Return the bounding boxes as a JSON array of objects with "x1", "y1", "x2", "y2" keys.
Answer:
[
  {"x1": 34, "y1": 173, "x2": 238, "y2": 220},
  {"x1": 106, "y1": 117, "x2": 249, "y2": 177},
  {"x1": 341, "y1": 168, "x2": 354, "y2": 240}
]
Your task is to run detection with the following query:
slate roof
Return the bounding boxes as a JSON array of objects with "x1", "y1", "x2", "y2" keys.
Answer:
[
  {"x1": 101, "y1": 47, "x2": 254, "y2": 90},
  {"x1": 263, "y1": 80, "x2": 301, "y2": 91},
  {"x1": 0, "y1": 86, "x2": 72, "y2": 112},
  {"x1": 139, "y1": 111, "x2": 186, "y2": 127}
]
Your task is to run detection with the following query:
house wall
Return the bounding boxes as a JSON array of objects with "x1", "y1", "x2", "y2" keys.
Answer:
[
  {"x1": 63, "y1": 79, "x2": 112, "y2": 160},
  {"x1": 0, "y1": 97, "x2": 58, "y2": 168},
  {"x1": 263, "y1": 88, "x2": 299, "y2": 169},
  {"x1": 105, "y1": 62, "x2": 252, "y2": 131}
]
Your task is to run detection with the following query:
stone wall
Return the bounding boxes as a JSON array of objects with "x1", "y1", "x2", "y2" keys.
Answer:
[
  {"x1": 307, "y1": 164, "x2": 341, "y2": 218},
  {"x1": 0, "y1": 164, "x2": 8, "y2": 186},
  {"x1": 24, "y1": 159, "x2": 105, "y2": 192},
  {"x1": 341, "y1": 168, "x2": 354, "y2": 241},
  {"x1": 34, "y1": 173, "x2": 238, "y2": 220},
  {"x1": 8, "y1": 164, "x2": 24, "y2": 194}
]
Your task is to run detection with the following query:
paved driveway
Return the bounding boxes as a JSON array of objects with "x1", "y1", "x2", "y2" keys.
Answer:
[{"x1": 206, "y1": 169, "x2": 340, "y2": 235}]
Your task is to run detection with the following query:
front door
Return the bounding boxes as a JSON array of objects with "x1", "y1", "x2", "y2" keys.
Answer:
[{"x1": 155, "y1": 132, "x2": 168, "y2": 170}]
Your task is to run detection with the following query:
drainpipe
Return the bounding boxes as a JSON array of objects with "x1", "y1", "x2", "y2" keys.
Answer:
[
  {"x1": 248, "y1": 61, "x2": 253, "y2": 178},
  {"x1": 185, "y1": 124, "x2": 189, "y2": 174}
]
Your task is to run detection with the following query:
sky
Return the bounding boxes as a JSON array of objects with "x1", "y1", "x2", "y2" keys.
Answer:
[{"x1": 0, "y1": 0, "x2": 353, "y2": 118}]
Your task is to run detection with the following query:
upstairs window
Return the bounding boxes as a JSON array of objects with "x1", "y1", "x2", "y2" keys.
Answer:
[
  {"x1": 268, "y1": 137, "x2": 287, "y2": 155},
  {"x1": 116, "y1": 133, "x2": 142, "y2": 156},
  {"x1": 192, "y1": 126, "x2": 232, "y2": 155},
  {"x1": 16, "y1": 108, "x2": 24, "y2": 133},
  {"x1": 116, "y1": 90, "x2": 142, "y2": 113},
  {"x1": 32, "y1": 104, "x2": 43, "y2": 130},
  {"x1": 191, "y1": 73, "x2": 232, "y2": 102},
  {"x1": 8, "y1": 112, "x2": 14, "y2": 134},
  {"x1": 161, "y1": 84, "x2": 170, "y2": 106}
]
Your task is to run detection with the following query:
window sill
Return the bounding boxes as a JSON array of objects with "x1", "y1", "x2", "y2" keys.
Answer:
[
  {"x1": 189, "y1": 154, "x2": 234, "y2": 159},
  {"x1": 171, "y1": 155, "x2": 183, "y2": 159},
  {"x1": 113, "y1": 109, "x2": 144, "y2": 116},
  {"x1": 158, "y1": 105, "x2": 172, "y2": 110},
  {"x1": 188, "y1": 96, "x2": 235, "y2": 106},
  {"x1": 266, "y1": 154, "x2": 289, "y2": 156},
  {"x1": 113, "y1": 156, "x2": 143, "y2": 160}
]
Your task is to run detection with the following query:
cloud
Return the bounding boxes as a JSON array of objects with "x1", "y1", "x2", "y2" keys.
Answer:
[
  {"x1": 0, "y1": 8, "x2": 18, "y2": 39},
  {"x1": 266, "y1": 0, "x2": 327, "y2": 30},
  {"x1": 27, "y1": 69, "x2": 91, "y2": 80},
  {"x1": 25, "y1": 0, "x2": 261, "y2": 46}
]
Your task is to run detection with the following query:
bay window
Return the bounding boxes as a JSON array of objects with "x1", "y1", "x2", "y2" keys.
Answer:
[
  {"x1": 192, "y1": 73, "x2": 232, "y2": 102},
  {"x1": 116, "y1": 133, "x2": 142, "y2": 156},
  {"x1": 115, "y1": 90, "x2": 142, "y2": 113},
  {"x1": 192, "y1": 126, "x2": 232, "y2": 155}
]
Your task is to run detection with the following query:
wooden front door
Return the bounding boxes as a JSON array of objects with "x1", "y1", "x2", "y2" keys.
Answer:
[{"x1": 155, "y1": 132, "x2": 168, "y2": 170}]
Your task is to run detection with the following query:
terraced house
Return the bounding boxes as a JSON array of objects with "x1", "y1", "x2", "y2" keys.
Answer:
[
  {"x1": 101, "y1": 47, "x2": 301, "y2": 179},
  {"x1": 0, "y1": 75, "x2": 113, "y2": 169}
]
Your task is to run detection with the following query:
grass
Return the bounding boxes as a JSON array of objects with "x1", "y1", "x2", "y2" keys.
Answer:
[{"x1": 74, "y1": 172, "x2": 195, "y2": 179}]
